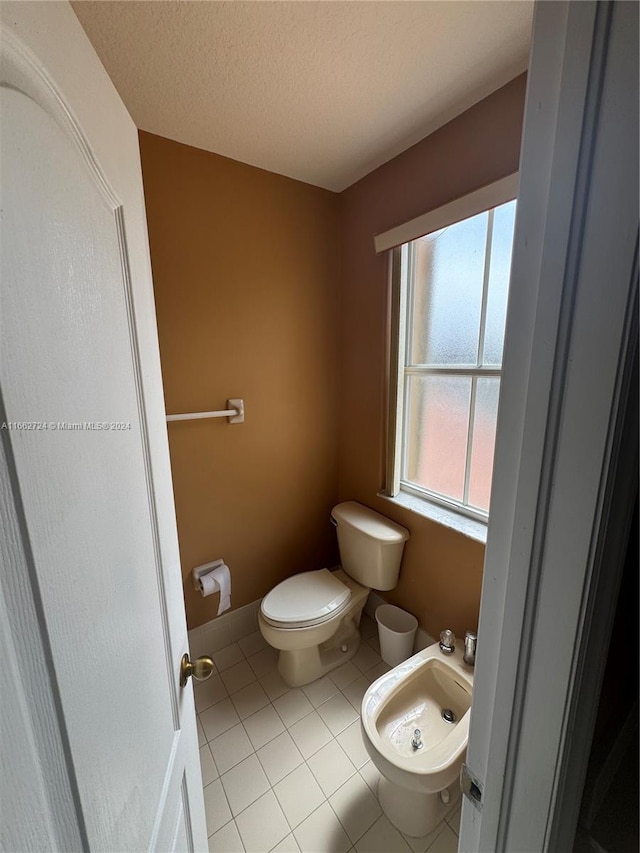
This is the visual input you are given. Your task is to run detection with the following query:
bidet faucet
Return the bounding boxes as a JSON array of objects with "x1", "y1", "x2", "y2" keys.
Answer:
[
  {"x1": 411, "y1": 729, "x2": 423, "y2": 750},
  {"x1": 463, "y1": 631, "x2": 477, "y2": 666}
]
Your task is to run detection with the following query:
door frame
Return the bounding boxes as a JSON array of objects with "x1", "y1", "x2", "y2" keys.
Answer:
[{"x1": 461, "y1": 1, "x2": 638, "y2": 851}]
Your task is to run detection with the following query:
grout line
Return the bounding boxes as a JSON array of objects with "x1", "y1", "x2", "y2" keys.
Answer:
[{"x1": 206, "y1": 814, "x2": 239, "y2": 844}]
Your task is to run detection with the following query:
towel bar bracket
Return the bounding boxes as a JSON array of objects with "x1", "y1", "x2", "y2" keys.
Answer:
[{"x1": 226, "y1": 398, "x2": 244, "y2": 424}]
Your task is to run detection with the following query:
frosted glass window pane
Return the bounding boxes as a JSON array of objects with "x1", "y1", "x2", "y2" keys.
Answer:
[
  {"x1": 483, "y1": 201, "x2": 516, "y2": 365},
  {"x1": 468, "y1": 378, "x2": 500, "y2": 511},
  {"x1": 411, "y1": 212, "x2": 487, "y2": 365},
  {"x1": 404, "y1": 376, "x2": 472, "y2": 501}
]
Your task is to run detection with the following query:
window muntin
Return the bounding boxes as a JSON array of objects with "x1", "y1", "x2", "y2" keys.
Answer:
[{"x1": 395, "y1": 197, "x2": 516, "y2": 520}]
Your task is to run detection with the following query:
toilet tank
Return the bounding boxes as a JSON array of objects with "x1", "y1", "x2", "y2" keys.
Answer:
[{"x1": 331, "y1": 501, "x2": 409, "y2": 591}]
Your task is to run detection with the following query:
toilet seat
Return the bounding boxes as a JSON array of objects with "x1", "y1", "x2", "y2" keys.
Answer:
[{"x1": 261, "y1": 569, "x2": 351, "y2": 629}]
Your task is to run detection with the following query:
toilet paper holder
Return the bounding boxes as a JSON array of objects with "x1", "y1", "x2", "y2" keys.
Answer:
[{"x1": 192, "y1": 559, "x2": 225, "y2": 590}]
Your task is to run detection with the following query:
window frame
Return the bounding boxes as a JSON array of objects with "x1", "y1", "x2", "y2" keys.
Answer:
[{"x1": 382, "y1": 175, "x2": 519, "y2": 524}]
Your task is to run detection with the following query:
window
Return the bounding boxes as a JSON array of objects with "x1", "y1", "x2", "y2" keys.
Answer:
[{"x1": 384, "y1": 178, "x2": 517, "y2": 523}]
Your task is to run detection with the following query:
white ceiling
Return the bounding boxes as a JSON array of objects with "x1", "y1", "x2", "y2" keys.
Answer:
[{"x1": 72, "y1": 1, "x2": 533, "y2": 192}]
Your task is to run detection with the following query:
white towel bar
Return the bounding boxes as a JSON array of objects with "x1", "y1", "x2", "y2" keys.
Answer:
[{"x1": 166, "y1": 399, "x2": 244, "y2": 424}]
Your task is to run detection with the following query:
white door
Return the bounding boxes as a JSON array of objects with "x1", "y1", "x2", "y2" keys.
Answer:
[
  {"x1": 0, "y1": 3, "x2": 207, "y2": 851},
  {"x1": 461, "y1": 2, "x2": 638, "y2": 851}
]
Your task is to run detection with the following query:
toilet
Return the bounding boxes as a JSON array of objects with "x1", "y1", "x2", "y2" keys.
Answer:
[{"x1": 258, "y1": 501, "x2": 409, "y2": 687}]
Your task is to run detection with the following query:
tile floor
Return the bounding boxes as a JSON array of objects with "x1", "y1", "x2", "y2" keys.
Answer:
[{"x1": 195, "y1": 613, "x2": 460, "y2": 853}]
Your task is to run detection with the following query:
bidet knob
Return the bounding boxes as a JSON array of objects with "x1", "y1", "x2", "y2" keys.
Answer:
[
  {"x1": 411, "y1": 728, "x2": 423, "y2": 750},
  {"x1": 439, "y1": 629, "x2": 455, "y2": 655}
]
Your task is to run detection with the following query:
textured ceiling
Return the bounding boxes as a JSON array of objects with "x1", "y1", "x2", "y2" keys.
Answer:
[{"x1": 72, "y1": 1, "x2": 533, "y2": 192}]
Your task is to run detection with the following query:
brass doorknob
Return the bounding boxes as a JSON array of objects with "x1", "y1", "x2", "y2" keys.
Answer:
[{"x1": 180, "y1": 653, "x2": 215, "y2": 688}]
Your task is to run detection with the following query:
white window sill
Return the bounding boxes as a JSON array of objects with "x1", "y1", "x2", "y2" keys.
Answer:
[{"x1": 378, "y1": 490, "x2": 488, "y2": 544}]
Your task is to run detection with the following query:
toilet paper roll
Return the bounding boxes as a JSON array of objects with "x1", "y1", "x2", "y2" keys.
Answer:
[
  {"x1": 198, "y1": 563, "x2": 231, "y2": 616},
  {"x1": 198, "y1": 572, "x2": 218, "y2": 596}
]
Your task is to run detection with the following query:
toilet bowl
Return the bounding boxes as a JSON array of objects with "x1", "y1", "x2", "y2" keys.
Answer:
[
  {"x1": 258, "y1": 568, "x2": 369, "y2": 686},
  {"x1": 360, "y1": 640, "x2": 473, "y2": 837},
  {"x1": 258, "y1": 501, "x2": 409, "y2": 687}
]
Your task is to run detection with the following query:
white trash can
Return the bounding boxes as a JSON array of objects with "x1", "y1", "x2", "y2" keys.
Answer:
[{"x1": 375, "y1": 604, "x2": 419, "y2": 666}]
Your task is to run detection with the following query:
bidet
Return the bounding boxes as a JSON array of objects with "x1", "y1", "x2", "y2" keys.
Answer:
[{"x1": 360, "y1": 639, "x2": 474, "y2": 837}]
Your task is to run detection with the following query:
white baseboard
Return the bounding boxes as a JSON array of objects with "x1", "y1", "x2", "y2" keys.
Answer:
[
  {"x1": 187, "y1": 599, "x2": 260, "y2": 657},
  {"x1": 188, "y1": 589, "x2": 436, "y2": 659},
  {"x1": 364, "y1": 590, "x2": 386, "y2": 619}
]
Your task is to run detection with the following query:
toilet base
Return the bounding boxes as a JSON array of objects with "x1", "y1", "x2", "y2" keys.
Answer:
[
  {"x1": 278, "y1": 619, "x2": 361, "y2": 687},
  {"x1": 378, "y1": 775, "x2": 458, "y2": 838}
]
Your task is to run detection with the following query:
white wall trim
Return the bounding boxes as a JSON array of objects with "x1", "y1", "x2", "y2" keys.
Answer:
[
  {"x1": 192, "y1": 591, "x2": 436, "y2": 658},
  {"x1": 461, "y1": 2, "x2": 638, "y2": 851},
  {"x1": 374, "y1": 172, "x2": 519, "y2": 254},
  {"x1": 187, "y1": 600, "x2": 261, "y2": 657}
]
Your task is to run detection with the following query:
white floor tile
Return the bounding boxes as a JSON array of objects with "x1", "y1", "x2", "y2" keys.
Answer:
[
  {"x1": 197, "y1": 612, "x2": 454, "y2": 853},
  {"x1": 445, "y1": 804, "x2": 461, "y2": 836},
  {"x1": 221, "y1": 753, "x2": 270, "y2": 816},
  {"x1": 366, "y1": 662, "x2": 392, "y2": 681},
  {"x1": 355, "y1": 815, "x2": 411, "y2": 853},
  {"x1": 238, "y1": 630, "x2": 267, "y2": 657},
  {"x1": 401, "y1": 823, "x2": 443, "y2": 853},
  {"x1": 271, "y1": 833, "x2": 301, "y2": 853},
  {"x1": 317, "y1": 693, "x2": 359, "y2": 736},
  {"x1": 257, "y1": 731, "x2": 303, "y2": 786},
  {"x1": 208, "y1": 819, "x2": 244, "y2": 853},
  {"x1": 220, "y1": 660, "x2": 257, "y2": 694},
  {"x1": 352, "y1": 644, "x2": 381, "y2": 674},
  {"x1": 203, "y1": 779, "x2": 232, "y2": 837},
  {"x1": 273, "y1": 689, "x2": 314, "y2": 727},
  {"x1": 212, "y1": 643, "x2": 245, "y2": 672},
  {"x1": 329, "y1": 774, "x2": 381, "y2": 843},
  {"x1": 197, "y1": 716, "x2": 206, "y2": 747},
  {"x1": 208, "y1": 723, "x2": 254, "y2": 775},
  {"x1": 358, "y1": 762, "x2": 379, "y2": 794},
  {"x1": 273, "y1": 763, "x2": 325, "y2": 828},
  {"x1": 342, "y1": 676, "x2": 372, "y2": 712},
  {"x1": 330, "y1": 662, "x2": 361, "y2": 690},
  {"x1": 366, "y1": 634, "x2": 381, "y2": 654},
  {"x1": 294, "y1": 802, "x2": 351, "y2": 853},
  {"x1": 336, "y1": 721, "x2": 370, "y2": 769},
  {"x1": 243, "y1": 704, "x2": 286, "y2": 750},
  {"x1": 230, "y1": 681, "x2": 270, "y2": 720},
  {"x1": 200, "y1": 744, "x2": 219, "y2": 787},
  {"x1": 426, "y1": 824, "x2": 458, "y2": 853},
  {"x1": 200, "y1": 698, "x2": 241, "y2": 742},
  {"x1": 195, "y1": 674, "x2": 228, "y2": 713},
  {"x1": 235, "y1": 790, "x2": 290, "y2": 853},
  {"x1": 247, "y1": 647, "x2": 279, "y2": 677},
  {"x1": 288, "y1": 710, "x2": 333, "y2": 759},
  {"x1": 302, "y1": 675, "x2": 339, "y2": 708},
  {"x1": 260, "y1": 669, "x2": 291, "y2": 701},
  {"x1": 307, "y1": 740, "x2": 356, "y2": 797}
]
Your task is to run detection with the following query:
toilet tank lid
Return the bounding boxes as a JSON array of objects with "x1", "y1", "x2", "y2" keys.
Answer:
[
  {"x1": 331, "y1": 501, "x2": 410, "y2": 543},
  {"x1": 261, "y1": 569, "x2": 351, "y2": 625}
]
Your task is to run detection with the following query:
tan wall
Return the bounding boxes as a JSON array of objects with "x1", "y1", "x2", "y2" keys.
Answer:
[
  {"x1": 338, "y1": 75, "x2": 527, "y2": 639},
  {"x1": 139, "y1": 132, "x2": 340, "y2": 630},
  {"x1": 141, "y1": 75, "x2": 526, "y2": 637}
]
